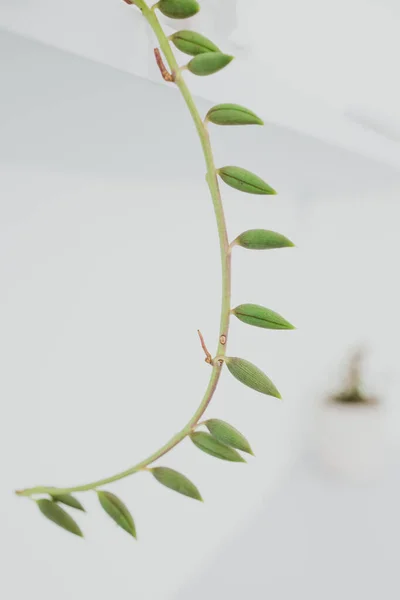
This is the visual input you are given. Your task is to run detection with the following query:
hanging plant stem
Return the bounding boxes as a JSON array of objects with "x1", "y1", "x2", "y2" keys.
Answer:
[
  {"x1": 16, "y1": 0, "x2": 295, "y2": 542},
  {"x1": 16, "y1": 0, "x2": 230, "y2": 499}
]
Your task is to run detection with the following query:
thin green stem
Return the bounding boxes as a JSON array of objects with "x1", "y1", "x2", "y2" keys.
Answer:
[{"x1": 16, "y1": 1, "x2": 232, "y2": 499}]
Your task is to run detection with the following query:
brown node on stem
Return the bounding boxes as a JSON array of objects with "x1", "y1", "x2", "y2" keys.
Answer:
[
  {"x1": 219, "y1": 334, "x2": 226, "y2": 345},
  {"x1": 154, "y1": 48, "x2": 175, "y2": 82}
]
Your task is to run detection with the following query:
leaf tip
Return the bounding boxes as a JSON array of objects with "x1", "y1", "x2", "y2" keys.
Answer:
[
  {"x1": 243, "y1": 446, "x2": 254, "y2": 456},
  {"x1": 245, "y1": 444, "x2": 255, "y2": 456}
]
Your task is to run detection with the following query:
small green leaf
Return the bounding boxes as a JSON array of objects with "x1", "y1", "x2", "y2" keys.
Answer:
[
  {"x1": 206, "y1": 104, "x2": 263, "y2": 126},
  {"x1": 188, "y1": 53, "x2": 234, "y2": 76},
  {"x1": 232, "y1": 304, "x2": 295, "y2": 330},
  {"x1": 190, "y1": 431, "x2": 246, "y2": 462},
  {"x1": 171, "y1": 30, "x2": 220, "y2": 56},
  {"x1": 157, "y1": 0, "x2": 200, "y2": 19},
  {"x1": 205, "y1": 419, "x2": 253, "y2": 455},
  {"x1": 37, "y1": 499, "x2": 83, "y2": 537},
  {"x1": 235, "y1": 229, "x2": 294, "y2": 250},
  {"x1": 218, "y1": 166, "x2": 276, "y2": 195},
  {"x1": 51, "y1": 493, "x2": 85, "y2": 512},
  {"x1": 97, "y1": 491, "x2": 136, "y2": 539},
  {"x1": 225, "y1": 357, "x2": 281, "y2": 398},
  {"x1": 151, "y1": 467, "x2": 202, "y2": 501}
]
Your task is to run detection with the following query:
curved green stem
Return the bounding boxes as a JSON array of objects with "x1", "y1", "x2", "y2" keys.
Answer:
[{"x1": 16, "y1": 1, "x2": 231, "y2": 499}]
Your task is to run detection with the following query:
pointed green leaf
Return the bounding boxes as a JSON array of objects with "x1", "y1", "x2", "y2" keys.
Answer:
[
  {"x1": 51, "y1": 493, "x2": 85, "y2": 512},
  {"x1": 151, "y1": 467, "x2": 202, "y2": 501},
  {"x1": 37, "y1": 499, "x2": 83, "y2": 537},
  {"x1": 171, "y1": 30, "x2": 220, "y2": 56},
  {"x1": 190, "y1": 431, "x2": 246, "y2": 462},
  {"x1": 218, "y1": 166, "x2": 276, "y2": 195},
  {"x1": 158, "y1": 0, "x2": 200, "y2": 19},
  {"x1": 232, "y1": 304, "x2": 295, "y2": 330},
  {"x1": 97, "y1": 491, "x2": 136, "y2": 539},
  {"x1": 205, "y1": 419, "x2": 253, "y2": 455},
  {"x1": 206, "y1": 104, "x2": 263, "y2": 126},
  {"x1": 188, "y1": 53, "x2": 234, "y2": 76},
  {"x1": 225, "y1": 357, "x2": 281, "y2": 398},
  {"x1": 235, "y1": 229, "x2": 294, "y2": 250}
]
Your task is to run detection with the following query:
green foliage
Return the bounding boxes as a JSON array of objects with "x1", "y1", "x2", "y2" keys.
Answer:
[
  {"x1": 97, "y1": 491, "x2": 136, "y2": 539},
  {"x1": 205, "y1": 419, "x2": 253, "y2": 455},
  {"x1": 190, "y1": 432, "x2": 246, "y2": 462},
  {"x1": 171, "y1": 30, "x2": 220, "y2": 56},
  {"x1": 37, "y1": 499, "x2": 83, "y2": 537},
  {"x1": 157, "y1": 0, "x2": 200, "y2": 19},
  {"x1": 206, "y1": 104, "x2": 263, "y2": 126},
  {"x1": 225, "y1": 357, "x2": 281, "y2": 398},
  {"x1": 232, "y1": 304, "x2": 295, "y2": 330},
  {"x1": 151, "y1": 467, "x2": 202, "y2": 500},
  {"x1": 234, "y1": 229, "x2": 294, "y2": 250},
  {"x1": 51, "y1": 493, "x2": 85, "y2": 511},
  {"x1": 188, "y1": 53, "x2": 234, "y2": 76},
  {"x1": 16, "y1": 0, "x2": 294, "y2": 548},
  {"x1": 218, "y1": 166, "x2": 276, "y2": 195}
]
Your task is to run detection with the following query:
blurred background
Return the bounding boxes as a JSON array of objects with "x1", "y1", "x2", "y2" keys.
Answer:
[{"x1": 1, "y1": 1, "x2": 400, "y2": 599}]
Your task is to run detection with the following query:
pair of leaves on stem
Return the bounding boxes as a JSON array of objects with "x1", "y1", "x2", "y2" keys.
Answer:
[
  {"x1": 169, "y1": 26, "x2": 234, "y2": 78},
  {"x1": 169, "y1": 28, "x2": 233, "y2": 78},
  {"x1": 158, "y1": 13, "x2": 232, "y2": 77},
  {"x1": 37, "y1": 494, "x2": 85, "y2": 538},
  {"x1": 191, "y1": 419, "x2": 253, "y2": 463}
]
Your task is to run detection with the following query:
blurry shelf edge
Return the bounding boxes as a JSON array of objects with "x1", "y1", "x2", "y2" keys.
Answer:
[{"x1": 1, "y1": 21, "x2": 400, "y2": 174}]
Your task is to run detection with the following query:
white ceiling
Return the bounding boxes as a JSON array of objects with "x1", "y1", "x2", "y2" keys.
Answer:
[{"x1": 1, "y1": 0, "x2": 399, "y2": 169}]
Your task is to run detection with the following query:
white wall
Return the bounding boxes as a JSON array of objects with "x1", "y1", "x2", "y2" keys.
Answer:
[
  {"x1": 1, "y1": 31, "x2": 400, "y2": 600},
  {"x1": 1, "y1": 0, "x2": 400, "y2": 169},
  {"x1": 174, "y1": 458, "x2": 400, "y2": 600}
]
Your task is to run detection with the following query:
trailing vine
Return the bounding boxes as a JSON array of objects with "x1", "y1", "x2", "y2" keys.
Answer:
[{"x1": 16, "y1": 0, "x2": 295, "y2": 541}]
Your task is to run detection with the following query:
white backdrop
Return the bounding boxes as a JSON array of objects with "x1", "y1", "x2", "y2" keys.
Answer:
[
  {"x1": 1, "y1": 30, "x2": 400, "y2": 600},
  {"x1": 1, "y1": 0, "x2": 400, "y2": 168}
]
